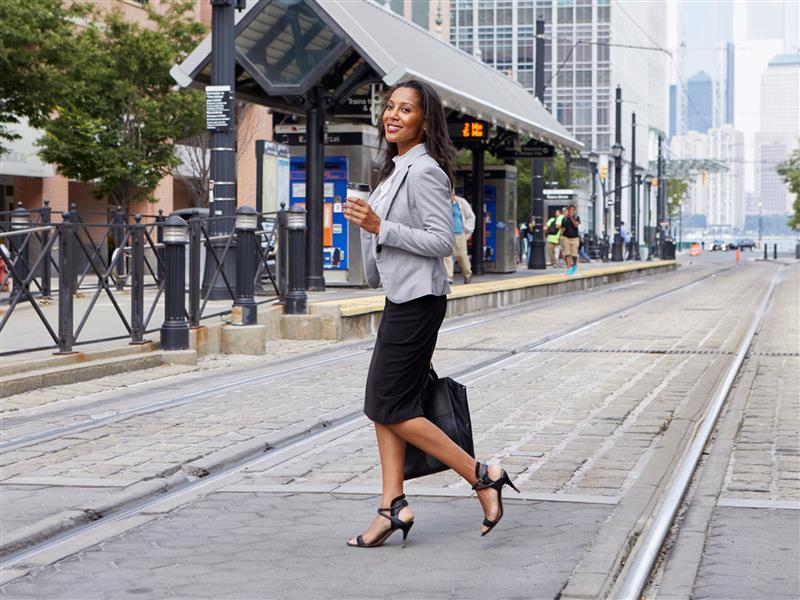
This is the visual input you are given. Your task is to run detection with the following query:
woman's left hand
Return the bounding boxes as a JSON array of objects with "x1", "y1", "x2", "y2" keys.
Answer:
[{"x1": 343, "y1": 197, "x2": 381, "y2": 235}]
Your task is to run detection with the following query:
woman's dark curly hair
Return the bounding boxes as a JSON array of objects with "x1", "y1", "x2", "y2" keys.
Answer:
[{"x1": 376, "y1": 80, "x2": 456, "y2": 187}]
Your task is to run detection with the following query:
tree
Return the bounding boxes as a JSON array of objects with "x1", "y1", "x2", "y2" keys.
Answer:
[
  {"x1": 777, "y1": 147, "x2": 800, "y2": 230},
  {"x1": 666, "y1": 177, "x2": 689, "y2": 217},
  {"x1": 0, "y1": 0, "x2": 86, "y2": 154},
  {"x1": 37, "y1": 1, "x2": 206, "y2": 211}
]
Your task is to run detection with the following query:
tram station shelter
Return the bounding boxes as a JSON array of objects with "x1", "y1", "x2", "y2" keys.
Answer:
[{"x1": 172, "y1": 0, "x2": 582, "y2": 288}]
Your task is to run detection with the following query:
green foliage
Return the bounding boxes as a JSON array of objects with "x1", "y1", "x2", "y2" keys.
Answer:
[
  {"x1": 0, "y1": 0, "x2": 86, "y2": 154},
  {"x1": 37, "y1": 1, "x2": 206, "y2": 209},
  {"x1": 456, "y1": 149, "x2": 584, "y2": 223},
  {"x1": 777, "y1": 146, "x2": 800, "y2": 230},
  {"x1": 666, "y1": 177, "x2": 689, "y2": 217}
]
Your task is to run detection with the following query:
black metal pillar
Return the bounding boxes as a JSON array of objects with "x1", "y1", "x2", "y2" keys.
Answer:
[
  {"x1": 161, "y1": 215, "x2": 189, "y2": 350},
  {"x1": 285, "y1": 205, "x2": 308, "y2": 314},
  {"x1": 630, "y1": 112, "x2": 640, "y2": 260},
  {"x1": 205, "y1": 0, "x2": 237, "y2": 300},
  {"x1": 528, "y1": 17, "x2": 547, "y2": 270},
  {"x1": 113, "y1": 205, "x2": 125, "y2": 291},
  {"x1": 233, "y1": 205, "x2": 258, "y2": 325},
  {"x1": 471, "y1": 143, "x2": 486, "y2": 276},
  {"x1": 155, "y1": 209, "x2": 165, "y2": 283},
  {"x1": 188, "y1": 212, "x2": 202, "y2": 328},
  {"x1": 130, "y1": 214, "x2": 146, "y2": 344},
  {"x1": 305, "y1": 86, "x2": 325, "y2": 291},
  {"x1": 611, "y1": 85, "x2": 624, "y2": 262},
  {"x1": 565, "y1": 151, "x2": 571, "y2": 188}
]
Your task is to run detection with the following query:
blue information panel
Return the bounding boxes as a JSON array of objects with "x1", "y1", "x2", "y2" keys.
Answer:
[
  {"x1": 456, "y1": 184, "x2": 498, "y2": 263},
  {"x1": 289, "y1": 156, "x2": 349, "y2": 270}
]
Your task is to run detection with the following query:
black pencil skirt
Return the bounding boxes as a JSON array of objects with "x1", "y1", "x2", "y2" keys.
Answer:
[{"x1": 364, "y1": 294, "x2": 448, "y2": 425}]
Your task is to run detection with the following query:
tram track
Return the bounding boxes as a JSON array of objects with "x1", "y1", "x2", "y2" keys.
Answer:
[{"x1": 0, "y1": 265, "x2": 728, "y2": 454}]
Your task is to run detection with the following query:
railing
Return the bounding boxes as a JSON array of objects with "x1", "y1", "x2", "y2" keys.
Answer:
[{"x1": 0, "y1": 203, "x2": 285, "y2": 357}]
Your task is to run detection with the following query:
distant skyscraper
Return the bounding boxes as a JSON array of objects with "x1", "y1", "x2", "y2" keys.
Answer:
[
  {"x1": 755, "y1": 54, "x2": 800, "y2": 215},
  {"x1": 723, "y1": 43, "x2": 735, "y2": 125},
  {"x1": 669, "y1": 84, "x2": 678, "y2": 139},
  {"x1": 686, "y1": 71, "x2": 713, "y2": 133}
]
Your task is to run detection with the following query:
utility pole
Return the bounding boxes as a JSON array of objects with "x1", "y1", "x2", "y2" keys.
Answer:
[
  {"x1": 630, "y1": 111, "x2": 640, "y2": 260},
  {"x1": 611, "y1": 85, "x2": 624, "y2": 261},
  {"x1": 204, "y1": 0, "x2": 238, "y2": 299},
  {"x1": 305, "y1": 86, "x2": 325, "y2": 291},
  {"x1": 528, "y1": 17, "x2": 547, "y2": 270},
  {"x1": 656, "y1": 135, "x2": 665, "y2": 257}
]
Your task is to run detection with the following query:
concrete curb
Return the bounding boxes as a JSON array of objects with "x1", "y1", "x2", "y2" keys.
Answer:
[{"x1": 0, "y1": 350, "x2": 197, "y2": 399}]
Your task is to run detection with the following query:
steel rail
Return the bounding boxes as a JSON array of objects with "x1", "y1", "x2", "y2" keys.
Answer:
[
  {"x1": 614, "y1": 266, "x2": 782, "y2": 600},
  {"x1": 0, "y1": 266, "x2": 722, "y2": 453}
]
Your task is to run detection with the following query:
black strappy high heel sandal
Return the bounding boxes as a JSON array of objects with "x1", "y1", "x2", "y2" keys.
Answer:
[
  {"x1": 472, "y1": 462, "x2": 520, "y2": 536},
  {"x1": 347, "y1": 494, "x2": 415, "y2": 548}
]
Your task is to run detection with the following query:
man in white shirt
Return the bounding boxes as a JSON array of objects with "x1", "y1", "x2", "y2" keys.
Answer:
[{"x1": 444, "y1": 191, "x2": 475, "y2": 284}]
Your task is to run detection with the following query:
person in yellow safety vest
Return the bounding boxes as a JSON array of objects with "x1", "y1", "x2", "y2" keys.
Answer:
[{"x1": 545, "y1": 209, "x2": 564, "y2": 268}]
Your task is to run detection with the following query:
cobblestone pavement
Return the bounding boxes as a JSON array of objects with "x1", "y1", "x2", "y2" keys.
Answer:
[
  {"x1": 1, "y1": 259, "x2": 796, "y2": 600},
  {"x1": 0, "y1": 261, "x2": 721, "y2": 543},
  {"x1": 691, "y1": 507, "x2": 799, "y2": 600}
]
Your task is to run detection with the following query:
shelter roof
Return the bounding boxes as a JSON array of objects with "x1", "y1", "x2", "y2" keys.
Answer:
[{"x1": 171, "y1": 0, "x2": 582, "y2": 152}]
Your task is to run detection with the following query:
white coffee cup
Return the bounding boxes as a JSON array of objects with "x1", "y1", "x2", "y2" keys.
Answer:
[{"x1": 347, "y1": 182, "x2": 371, "y2": 202}]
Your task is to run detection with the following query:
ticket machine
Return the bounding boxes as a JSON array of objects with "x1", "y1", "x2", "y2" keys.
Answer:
[
  {"x1": 456, "y1": 165, "x2": 518, "y2": 273},
  {"x1": 274, "y1": 124, "x2": 381, "y2": 286}
]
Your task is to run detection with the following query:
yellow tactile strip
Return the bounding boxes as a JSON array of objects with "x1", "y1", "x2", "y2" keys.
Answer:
[{"x1": 312, "y1": 261, "x2": 677, "y2": 318}]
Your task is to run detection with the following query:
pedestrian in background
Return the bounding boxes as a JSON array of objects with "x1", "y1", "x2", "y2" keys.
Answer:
[
  {"x1": 545, "y1": 209, "x2": 563, "y2": 268},
  {"x1": 619, "y1": 221, "x2": 632, "y2": 260},
  {"x1": 444, "y1": 190, "x2": 474, "y2": 284},
  {"x1": 561, "y1": 204, "x2": 580, "y2": 275},
  {"x1": 344, "y1": 79, "x2": 517, "y2": 549}
]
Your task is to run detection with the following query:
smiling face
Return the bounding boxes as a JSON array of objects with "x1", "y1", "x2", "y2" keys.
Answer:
[{"x1": 383, "y1": 86, "x2": 426, "y2": 155}]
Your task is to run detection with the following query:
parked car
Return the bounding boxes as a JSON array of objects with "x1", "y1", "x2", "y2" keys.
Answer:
[
  {"x1": 738, "y1": 239, "x2": 756, "y2": 251},
  {"x1": 727, "y1": 240, "x2": 739, "y2": 250},
  {"x1": 710, "y1": 240, "x2": 728, "y2": 251}
]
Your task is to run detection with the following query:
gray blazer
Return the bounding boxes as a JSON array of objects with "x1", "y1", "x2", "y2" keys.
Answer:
[{"x1": 360, "y1": 147, "x2": 454, "y2": 304}]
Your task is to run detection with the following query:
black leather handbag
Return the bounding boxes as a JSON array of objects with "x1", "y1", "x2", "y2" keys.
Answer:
[{"x1": 403, "y1": 368, "x2": 475, "y2": 480}]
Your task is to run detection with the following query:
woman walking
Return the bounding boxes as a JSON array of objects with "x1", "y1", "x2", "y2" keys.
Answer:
[{"x1": 343, "y1": 80, "x2": 518, "y2": 549}]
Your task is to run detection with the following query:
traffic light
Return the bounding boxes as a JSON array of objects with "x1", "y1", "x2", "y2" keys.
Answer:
[{"x1": 600, "y1": 165, "x2": 607, "y2": 181}]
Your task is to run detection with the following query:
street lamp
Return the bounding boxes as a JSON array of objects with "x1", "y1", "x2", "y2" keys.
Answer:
[{"x1": 758, "y1": 201, "x2": 763, "y2": 249}]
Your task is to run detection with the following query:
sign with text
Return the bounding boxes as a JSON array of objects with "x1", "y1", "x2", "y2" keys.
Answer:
[
  {"x1": 447, "y1": 119, "x2": 488, "y2": 141},
  {"x1": 497, "y1": 138, "x2": 555, "y2": 159},
  {"x1": 205, "y1": 85, "x2": 232, "y2": 132}
]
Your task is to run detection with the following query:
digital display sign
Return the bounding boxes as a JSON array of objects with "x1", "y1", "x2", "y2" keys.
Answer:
[{"x1": 448, "y1": 120, "x2": 489, "y2": 141}]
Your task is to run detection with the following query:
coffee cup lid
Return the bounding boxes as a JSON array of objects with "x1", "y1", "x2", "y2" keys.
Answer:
[{"x1": 347, "y1": 182, "x2": 371, "y2": 192}]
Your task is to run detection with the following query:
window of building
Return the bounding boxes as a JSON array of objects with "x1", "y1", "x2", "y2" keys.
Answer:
[
  {"x1": 576, "y1": 6, "x2": 591, "y2": 23},
  {"x1": 558, "y1": 69, "x2": 573, "y2": 86},
  {"x1": 519, "y1": 4, "x2": 534, "y2": 25},
  {"x1": 411, "y1": 0, "x2": 429, "y2": 27},
  {"x1": 575, "y1": 69, "x2": 592, "y2": 87},
  {"x1": 497, "y1": 0, "x2": 512, "y2": 25},
  {"x1": 557, "y1": 6, "x2": 573, "y2": 22},
  {"x1": 596, "y1": 133, "x2": 610, "y2": 151},
  {"x1": 390, "y1": 0, "x2": 404, "y2": 16},
  {"x1": 557, "y1": 101, "x2": 574, "y2": 126},
  {"x1": 576, "y1": 99, "x2": 591, "y2": 126},
  {"x1": 597, "y1": 68, "x2": 610, "y2": 87}
]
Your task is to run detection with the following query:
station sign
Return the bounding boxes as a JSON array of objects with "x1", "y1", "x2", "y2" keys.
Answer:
[
  {"x1": 496, "y1": 138, "x2": 555, "y2": 160},
  {"x1": 447, "y1": 119, "x2": 489, "y2": 142},
  {"x1": 333, "y1": 95, "x2": 371, "y2": 118},
  {"x1": 275, "y1": 131, "x2": 366, "y2": 146}
]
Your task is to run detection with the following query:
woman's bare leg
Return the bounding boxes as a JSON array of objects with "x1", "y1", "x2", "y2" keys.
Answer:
[
  {"x1": 348, "y1": 424, "x2": 413, "y2": 544},
  {"x1": 388, "y1": 417, "x2": 504, "y2": 533}
]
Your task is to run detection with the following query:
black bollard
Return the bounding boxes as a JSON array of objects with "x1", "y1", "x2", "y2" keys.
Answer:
[
  {"x1": 58, "y1": 213, "x2": 75, "y2": 353},
  {"x1": 233, "y1": 205, "x2": 258, "y2": 326},
  {"x1": 773, "y1": 243, "x2": 778, "y2": 260},
  {"x1": 160, "y1": 215, "x2": 189, "y2": 350},
  {"x1": 764, "y1": 244, "x2": 768, "y2": 260},
  {"x1": 284, "y1": 205, "x2": 307, "y2": 315}
]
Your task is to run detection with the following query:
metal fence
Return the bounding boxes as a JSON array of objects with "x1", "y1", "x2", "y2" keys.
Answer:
[{"x1": 0, "y1": 203, "x2": 283, "y2": 357}]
